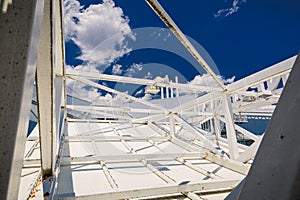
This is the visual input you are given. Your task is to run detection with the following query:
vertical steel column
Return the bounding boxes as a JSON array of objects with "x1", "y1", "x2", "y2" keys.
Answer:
[
  {"x1": 169, "y1": 115, "x2": 176, "y2": 137},
  {"x1": 0, "y1": 0, "x2": 44, "y2": 199},
  {"x1": 214, "y1": 118, "x2": 221, "y2": 139},
  {"x1": 36, "y1": 0, "x2": 55, "y2": 177},
  {"x1": 235, "y1": 54, "x2": 300, "y2": 199},
  {"x1": 166, "y1": 87, "x2": 169, "y2": 98},
  {"x1": 175, "y1": 76, "x2": 179, "y2": 97},
  {"x1": 161, "y1": 87, "x2": 164, "y2": 99},
  {"x1": 223, "y1": 95, "x2": 239, "y2": 160},
  {"x1": 53, "y1": 0, "x2": 66, "y2": 160}
]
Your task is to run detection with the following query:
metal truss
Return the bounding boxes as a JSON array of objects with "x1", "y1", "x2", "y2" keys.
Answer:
[{"x1": 0, "y1": 0, "x2": 298, "y2": 199}]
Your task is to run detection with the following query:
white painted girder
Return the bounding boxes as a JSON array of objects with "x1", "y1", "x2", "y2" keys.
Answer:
[
  {"x1": 66, "y1": 72, "x2": 221, "y2": 92},
  {"x1": 61, "y1": 152, "x2": 205, "y2": 164},
  {"x1": 67, "y1": 105, "x2": 163, "y2": 114},
  {"x1": 227, "y1": 56, "x2": 295, "y2": 94},
  {"x1": 145, "y1": 0, "x2": 226, "y2": 90},
  {"x1": 15, "y1": 0, "x2": 299, "y2": 198},
  {"x1": 173, "y1": 114, "x2": 221, "y2": 154},
  {"x1": 176, "y1": 158, "x2": 220, "y2": 179},
  {"x1": 204, "y1": 152, "x2": 250, "y2": 175},
  {"x1": 65, "y1": 135, "x2": 170, "y2": 142},
  {"x1": 68, "y1": 76, "x2": 165, "y2": 111},
  {"x1": 36, "y1": 0, "x2": 55, "y2": 176},
  {"x1": 55, "y1": 179, "x2": 240, "y2": 200},
  {"x1": 223, "y1": 95, "x2": 239, "y2": 160}
]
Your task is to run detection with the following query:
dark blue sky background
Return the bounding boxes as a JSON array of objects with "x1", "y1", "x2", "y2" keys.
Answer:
[{"x1": 70, "y1": 0, "x2": 300, "y2": 81}]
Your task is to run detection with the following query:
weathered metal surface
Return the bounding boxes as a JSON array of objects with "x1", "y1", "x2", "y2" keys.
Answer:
[{"x1": 0, "y1": 0, "x2": 44, "y2": 199}]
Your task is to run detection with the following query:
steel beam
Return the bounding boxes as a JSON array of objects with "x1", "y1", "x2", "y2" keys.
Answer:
[
  {"x1": 145, "y1": 0, "x2": 226, "y2": 90},
  {"x1": 173, "y1": 92, "x2": 222, "y2": 114},
  {"x1": 217, "y1": 137, "x2": 248, "y2": 151},
  {"x1": 55, "y1": 179, "x2": 240, "y2": 200},
  {"x1": 214, "y1": 118, "x2": 222, "y2": 139},
  {"x1": 173, "y1": 114, "x2": 220, "y2": 154},
  {"x1": 232, "y1": 97, "x2": 279, "y2": 114},
  {"x1": 66, "y1": 72, "x2": 221, "y2": 92},
  {"x1": 36, "y1": 0, "x2": 65, "y2": 180},
  {"x1": 0, "y1": 0, "x2": 44, "y2": 199},
  {"x1": 67, "y1": 105, "x2": 164, "y2": 114},
  {"x1": 65, "y1": 135, "x2": 170, "y2": 142},
  {"x1": 61, "y1": 152, "x2": 205, "y2": 164},
  {"x1": 100, "y1": 161, "x2": 119, "y2": 190},
  {"x1": 223, "y1": 95, "x2": 239, "y2": 160},
  {"x1": 36, "y1": 0, "x2": 55, "y2": 177},
  {"x1": 227, "y1": 56, "x2": 295, "y2": 94},
  {"x1": 204, "y1": 152, "x2": 250, "y2": 175},
  {"x1": 177, "y1": 158, "x2": 219, "y2": 179},
  {"x1": 68, "y1": 76, "x2": 165, "y2": 111},
  {"x1": 53, "y1": 0, "x2": 66, "y2": 173}
]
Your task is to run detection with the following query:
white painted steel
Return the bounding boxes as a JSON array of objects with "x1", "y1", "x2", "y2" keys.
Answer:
[
  {"x1": 68, "y1": 76, "x2": 165, "y2": 111},
  {"x1": 36, "y1": 0, "x2": 55, "y2": 176},
  {"x1": 66, "y1": 72, "x2": 221, "y2": 92},
  {"x1": 223, "y1": 95, "x2": 239, "y2": 160},
  {"x1": 237, "y1": 137, "x2": 263, "y2": 163},
  {"x1": 13, "y1": 0, "x2": 298, "y2": 198},
  {"x1": 204, "y1": 153, "x2": 250, "y2": 175},
  {"x1": 227, "y1": 56, "x2": 295, "y2": 94},
  {"x1": 55, "y1": 179, "x2": 240, "y2": 199},
  {"x1": 145, "y1": 0, "x2": 226, "y2": 90}
]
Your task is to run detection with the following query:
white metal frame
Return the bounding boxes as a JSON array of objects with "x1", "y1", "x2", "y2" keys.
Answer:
[{"x1": 3, "y1": 0, "x2": 296, "y2": 199}]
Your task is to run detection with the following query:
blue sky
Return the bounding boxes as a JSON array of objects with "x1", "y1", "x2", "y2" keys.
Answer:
[{"x1": 65, "y1": 0, "x2": 300, "y2": 83}]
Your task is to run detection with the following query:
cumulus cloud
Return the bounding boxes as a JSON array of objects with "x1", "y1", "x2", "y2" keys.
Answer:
[
  {"x1": 66, "y1": 63, "x2": 99, "y2": 74},
  {"x1": 189, "y1": 74, "x2": 235, "y2": 87},
  {"x1": 64, "y1": 0, "x2": 134, "y2": 66},
  {"x1": 64, "y1": 0, "x2": 135, "y2": 102},
  {"x1": 112, "y1": 64, "x2": 123, "y2": 75},
  {"x1": 215, "y1": 0, "x2": 247, "y2": 17},
  {"x1": 126, "y1": 63, "x2": 143, "y2": 77}
]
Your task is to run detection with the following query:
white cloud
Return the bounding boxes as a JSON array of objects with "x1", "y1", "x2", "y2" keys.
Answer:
[
  {"x1": 215, "y1": 0, "x2": 247, "y2": 17},
  {"x1": 66, "y1": 77, "x2": 103, "y2": 103},
  {"x1": 64, "y1": 0, "x2": 134, "y2": 66},
  {"x1": 126, "y1": 63, "x2": 143, "y2": 77},
  {"x1": 64, "y1": 0, "x2": 135, "y2": 102},
  {"x1": 64, "y1": 0, "x2": 81, "y2": 41},
  {"x1": 224, "y1": 76, "x2": 235, "y2": 84},
  {"x1": 66, "y1": 63, "x2": 100, "y2": 74},
  {"x1": 144, "y1": 72, "x2": 152, "y2": 79},
  {"x1": 135, "y1": 89, "x2": 143, "y2": 96},
  {"x1": 112, "y1": 64, "x2": 123, "y2": 75},
  {"x1": 189, "y1": 74, "x2": 235, "y2": 87}
]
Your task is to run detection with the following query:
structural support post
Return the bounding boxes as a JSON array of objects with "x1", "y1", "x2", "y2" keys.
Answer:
[
  {"x1": 0, "y1": 0, "x2": 44, "y2": 199},
  {"x1": 233, "y1": 54, "x2": 300, "y2": 199},
  {"x1": 160, "y1": 87, "x2": 164, "y2": 99},
  {"x1": 223, "y1": 95, "x2": 239, "y2": 160},
  {"x1": 214, "y1": 117, "x2": 221, "y2": 139},
  {"x1": 36, "y1": 0, "x2": 55, "y2": 177},
  {"x1": 53, "y1": 0, "x2": 66, "y2": 159},
  {"x1": 169, "y1": 115, "x2": 176, "y2": 137}
]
